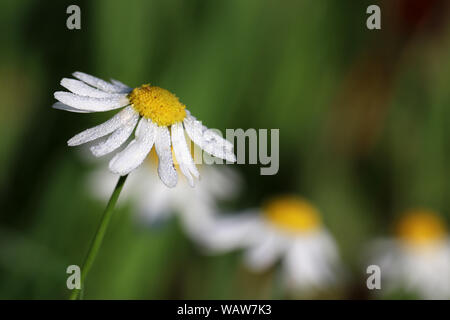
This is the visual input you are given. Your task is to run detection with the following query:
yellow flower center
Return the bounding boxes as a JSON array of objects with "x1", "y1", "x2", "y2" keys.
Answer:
[
  {"x1": 128, "y1": 84, "x2": 186, "y2": 126},
  {"x1": 264, "y1": 196, "x2": 321, "y2": 233},
  {"x1": 396, "y1": 210, "x2": 447, "y2": 246}
]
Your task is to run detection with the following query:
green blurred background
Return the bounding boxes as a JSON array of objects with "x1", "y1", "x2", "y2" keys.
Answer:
[{"x1": 0, "y1": 0, "x2": 449, "y2": 299}]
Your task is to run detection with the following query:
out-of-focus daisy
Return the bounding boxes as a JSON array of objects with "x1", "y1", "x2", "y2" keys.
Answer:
[
  {"x1": 370, "y1": 209, "x2": 450, "y2": 299},
  {"x1": 88, "y1": 151, "x2": 241, "y2": 241},
  {"x1": 200, "y1": 196, "x2": 344, "y2": 294},
  {"x1": 53, "y1": 72, "x2": 236, "y2": 187}
]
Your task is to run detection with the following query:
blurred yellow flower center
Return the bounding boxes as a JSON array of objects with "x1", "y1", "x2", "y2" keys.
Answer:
[
  {"x1": 146, "y1": 144, "x2": 197, "y2": 168},
  {"x1": 146, "y1": 148, "x2": 179, "y2": 167},
  {"x1": 128, "y1": 84, "x2": 186, "y2": 126},
  {"x1": 146, "y1": 148, "x2": 159, "y2": 166},
  {"x1": 396, "y1": 210, "x2": 447, "y2": 246},
  {"x1": 264, "y1": 196, "x2": 321, "y2": 233}
]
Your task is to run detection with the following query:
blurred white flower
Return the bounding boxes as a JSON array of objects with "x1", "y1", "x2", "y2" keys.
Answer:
[
  {"x1": 200, "y1": 196, "x2": 344, "y2": 293},
  {"x1": 53, "y1": 72, "x2": 235, "y2": 188},
  {"x1": 88, "y1": 153, "x2": 241, "y2": 241},
  {"x1": 370, "y1": 209, "x2": 450, "y2": 299}
]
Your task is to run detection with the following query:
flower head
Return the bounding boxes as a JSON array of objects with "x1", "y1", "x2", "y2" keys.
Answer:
[
  {"x1": 200, "y1": 196, "x2": 344, "y2": 294},
  {"x1": 395, "y1": 209, "x2": 446, "y2": 247},
  {"x1": 53, "y1": 72, "x2": 236, "y2": 187},
  {"x1": 369, "y1": 209, "x2": 450, "y2": 299}
]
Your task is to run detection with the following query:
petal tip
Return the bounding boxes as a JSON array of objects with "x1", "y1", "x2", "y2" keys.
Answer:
[
  {"x1": 164, "y1": 180, "x2": 178, "y2": 188},
  {"x1": 227, "y1": 154, "x2": 237, "y2": 163},
  {"x1": 67, "y1": 138, "x2": 76, "y2": 146},
  {"x1": 89, "y1": 146, "x2": 102, "y2": 157}
]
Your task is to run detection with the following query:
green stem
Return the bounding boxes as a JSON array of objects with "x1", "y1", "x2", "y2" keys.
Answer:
[{"x1": 70, "y1": 174, "x2": 128, "y2": 300}]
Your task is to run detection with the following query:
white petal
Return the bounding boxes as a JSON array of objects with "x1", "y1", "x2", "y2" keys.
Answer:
[
  {"x1": 110, "y1": 79, "x2": 133, "y2": 93},
  {"x1": 202, "y1": 166, "x2": 242, "y2": 200},
  {"x1": 171, "y1": 122, "x2": 199, "y2": 187},
  {"x1": 54, "y1": 92, "x2": 129, "y2": 112},
  {"x1": 90, "y1": 112, "x2": 139, "y2": 157},
  {"x1": 67, "y1": 106, "x2": 137, "y2": 146},
  {"x1": 282, "y1": 233, "x2": 341, "y2": 290},
  {"x1": 134, "y1": 170, "x2": 173, "y2": 224},
  {"x1": 155, "y1": 126, "x2": 178, "y2": 188},
  {"x1": 87, "y1": 167, "x2": 136, "y2": 206},
  {"x1": 283, "y1": 240, "x2": 323, "y2": 289},
  {"x1": 109, "y1": 118, "x2": 157, "y2": 175},
  {"x1": 52, "y1": 102, "x2": 91, "y2": 113},
  {"x1": 183, "y1": 114, "x2": 234, "y2": 150},
  {"x1": 244, "y1": 231, "x2": 285, "y2": 271},
  {"x1": 203, "y1": 127, "x2": 234, "y2": 151},
  {"x1": 202, "y1": 129, "x2": 236, "y2": 162},
  {"x1": 61, "y1": 78, "x2": 124, "y2": 98},
  {"x1": 178, "y1": 201, "x2": 219, "y2": 243},
  {"x1": 199, "y1": 211, "x2": 263, "y2": 252},
  {"x1": 72, "y1": 71, "x2": 121, "y2": 93},
  {"x1": 183, "y1": 115, "x2": 236, "y2": 162}
]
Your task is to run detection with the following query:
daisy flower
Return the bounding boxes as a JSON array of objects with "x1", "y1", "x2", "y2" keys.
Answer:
[
  {"x1": 88, "y1": 152, "x2": 241, "y2": 241},
  {"x1": 369, "y1": 209, "x2": 450, "y2": 299},
  {"x1": 53, "y1": 72, "x2": 236, "y2": 187},
  {"x1": 200, "y1": 196, "x2": 344, "y2": 293}
]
